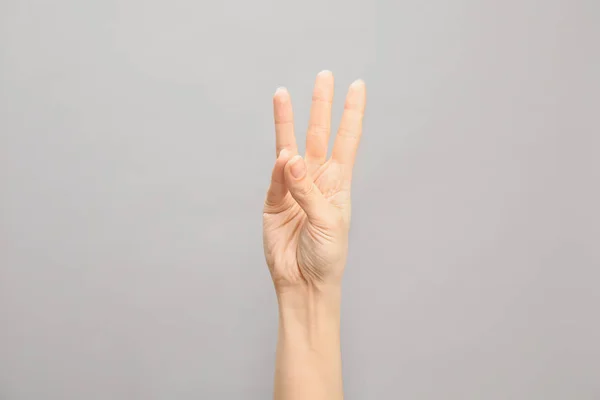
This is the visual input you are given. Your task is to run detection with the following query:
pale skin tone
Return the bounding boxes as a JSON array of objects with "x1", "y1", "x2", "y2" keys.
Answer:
[{"x1": 263, "y1": 70, "x2": 366, "y2": 400}]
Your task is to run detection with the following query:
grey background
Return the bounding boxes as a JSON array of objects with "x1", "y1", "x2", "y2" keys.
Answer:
[{"x1": 1, "y1": 0, "x2": 598, "y2": 398}]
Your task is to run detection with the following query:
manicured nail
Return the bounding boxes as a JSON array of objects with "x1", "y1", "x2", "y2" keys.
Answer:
[{"x1": 289, "y1": 156, "x2": 306, "y2": 179}]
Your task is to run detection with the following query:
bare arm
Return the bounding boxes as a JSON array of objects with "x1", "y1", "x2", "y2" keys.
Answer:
[{"x1": 275, "y1": 286, "x2": 342, "y2": 399}]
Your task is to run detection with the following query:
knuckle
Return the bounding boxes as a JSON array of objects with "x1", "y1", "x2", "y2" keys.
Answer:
[
  {"x1": 274, "y1": 119, "x2": 294, "y2": 127},
  {"x1": 343, "y1": 103, "x2": 365, "y2": 117},
  {"x1": 337, "y1": 126, "x2": 360, "y2": 139},
  {"x1": 312, "y1": 94, "x2": 333, "y2": 105},
  {"x1": 308, "y1": 123, "x2": 329, "y2": 137}
]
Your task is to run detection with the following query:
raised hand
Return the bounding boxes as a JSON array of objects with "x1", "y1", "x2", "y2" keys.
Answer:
[{"x1": 263, "y1": 71, "x2": 366, "y2": 291}]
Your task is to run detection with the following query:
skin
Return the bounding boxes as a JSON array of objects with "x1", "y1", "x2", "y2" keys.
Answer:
[{"x1": 263, "y1": 70, "x2": 366, "y2": 400}]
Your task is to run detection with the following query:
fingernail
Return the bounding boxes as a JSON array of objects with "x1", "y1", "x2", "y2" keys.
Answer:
[
  {"x1": 289, "y1": 156, "x2": 306, "y2": 179},
  {"x1": 351, "y1": 79, "x2": 365, "y2": 88},
  {"x1": 279, "y1": 148, "x2": 290, "y2": 159}
]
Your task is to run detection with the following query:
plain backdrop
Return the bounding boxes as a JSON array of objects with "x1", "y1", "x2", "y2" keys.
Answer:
[{"x1": 1, "y1": 0, "x2": 599, "y2": 399}]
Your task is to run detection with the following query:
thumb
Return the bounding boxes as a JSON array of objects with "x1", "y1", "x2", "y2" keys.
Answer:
[{"x1": 284, "y1": 155, "x2": 330, "y2": 221}]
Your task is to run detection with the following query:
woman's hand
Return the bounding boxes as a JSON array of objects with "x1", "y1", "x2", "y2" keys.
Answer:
[
  {"x1": 264, "y1": 70, "x2": 365, "y2": 400},
  {"x1": 263, "y1": 71, "x2": 366, "y2": 292}
]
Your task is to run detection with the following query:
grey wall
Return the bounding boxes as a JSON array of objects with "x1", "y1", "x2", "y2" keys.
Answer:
[{"x1": 1, "y1": 0, "x2": 598, "y2": 399}]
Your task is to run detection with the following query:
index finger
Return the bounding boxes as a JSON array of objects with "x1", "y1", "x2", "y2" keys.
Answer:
[{"x1": 273, "y1": 87, "x2": 297, "y2": 156}]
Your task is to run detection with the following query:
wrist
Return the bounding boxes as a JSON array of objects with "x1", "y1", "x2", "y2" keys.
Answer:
[
  {"x1": 274, "y1": 282, "x2": 343, "y2": 399},
  {"x1": 276, "y1": 283, "x2": 341, "y2": 347},
  {"x1": 277, "y1": 282, "x2": 341, "y2": 318}
]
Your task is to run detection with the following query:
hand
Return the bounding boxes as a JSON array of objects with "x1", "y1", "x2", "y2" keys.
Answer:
[{"x1": 263, "y1": 71, "x2": 366, "y2": 291}]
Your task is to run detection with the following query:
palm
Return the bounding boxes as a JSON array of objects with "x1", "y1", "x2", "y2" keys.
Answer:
[
  {"x1": 263, "y1": 71, "x2": 366, "y2": 289},
  {"x1": 264, "y1": 162, "x2": 349, "y2": 285}
]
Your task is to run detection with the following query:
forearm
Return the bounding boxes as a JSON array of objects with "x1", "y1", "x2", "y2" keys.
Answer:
[{"x1": 274, "y1": 284, "x2": 343, "y2": 400}]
